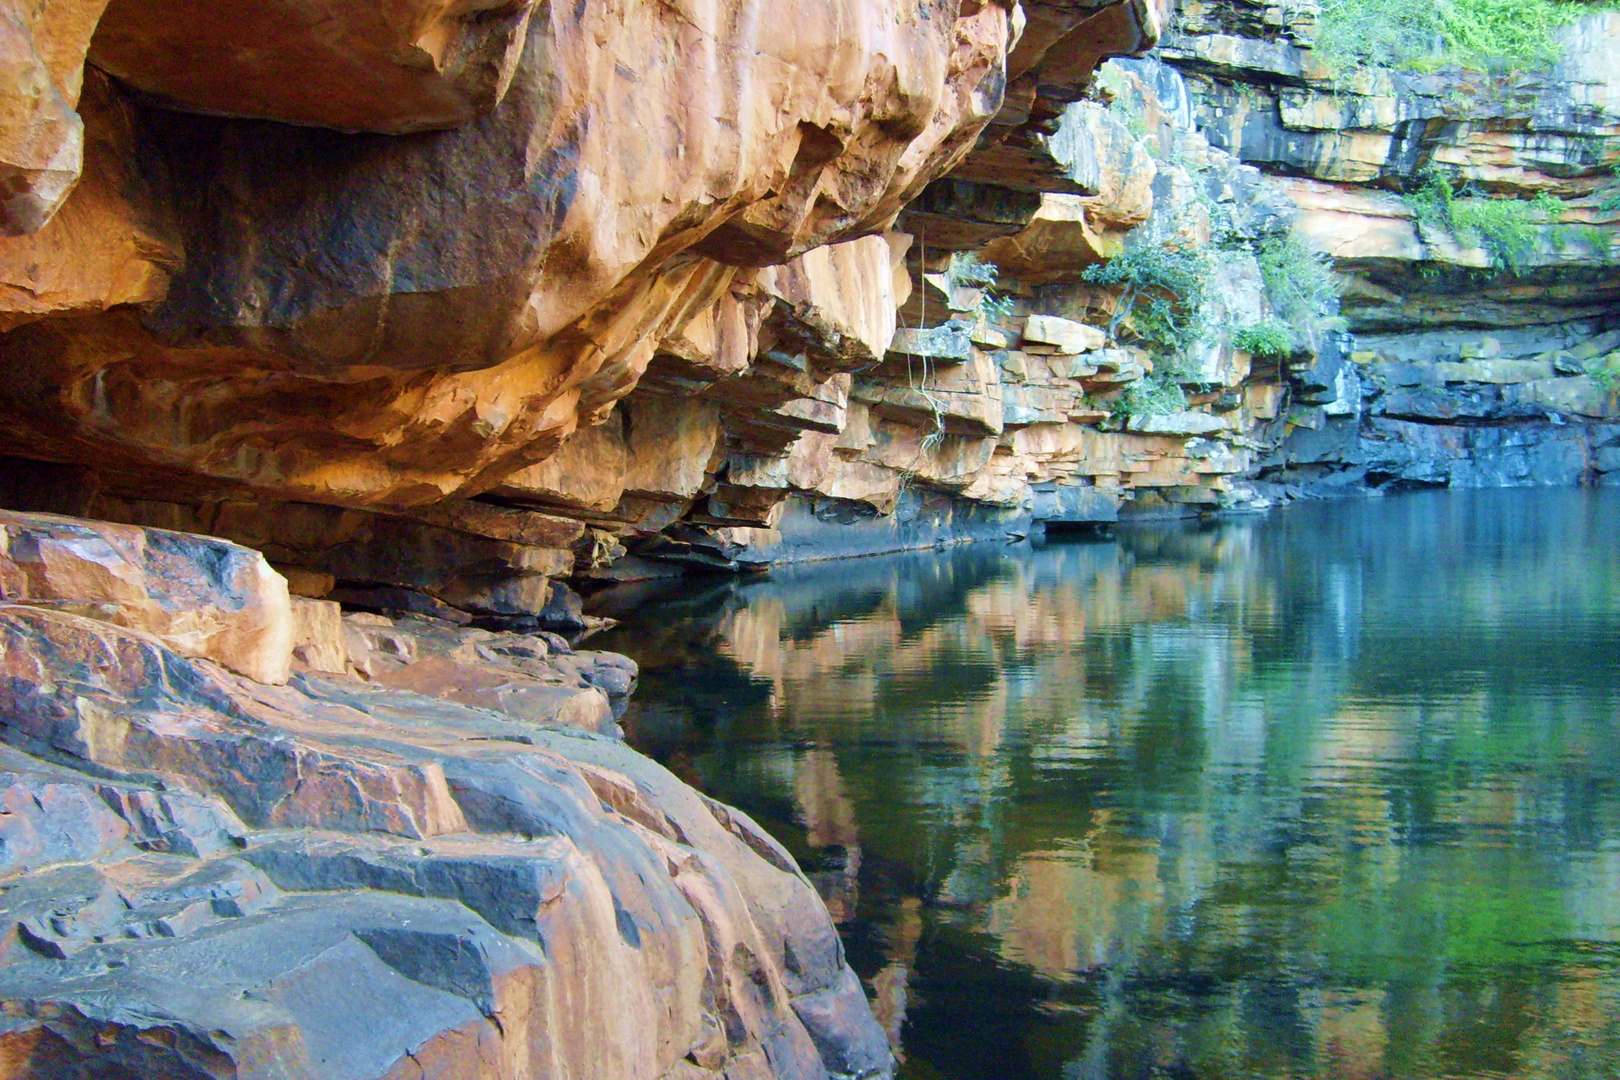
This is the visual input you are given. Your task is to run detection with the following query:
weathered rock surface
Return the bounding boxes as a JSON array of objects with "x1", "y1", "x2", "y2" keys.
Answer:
[
  {"x1": 0, "y1": 514, "x2": 891, "y2": 1079},
  {"x1": 2, "y1": 0, "x2": 1618, "y2": 1074},
  {"x1": 0, "y1": 0, "x2": 1184, "y2": 578},
  {"x1": 89, "y1": 0, "x2": 542, "y2": 134},
  {"x1": 0, "y1": 0, "x2": 110, "y2": 235},
  {"x1": 0, "y1": 0, "x2": 1022, "y2": 509},
  {"x1": 0, "y1": 70, "x2": 178, "y2": 331}
]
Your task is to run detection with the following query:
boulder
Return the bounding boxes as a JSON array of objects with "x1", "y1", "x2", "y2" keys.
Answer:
[
  {"x1": 0, "y1": 510, "x2": 293, "y2": 684},
  {"x1": 1023, "y1": 314, "x2": 1108, "y2": 354},
  {"x1": 289, "y1": 597, "x2": 347, "y2": 675}
]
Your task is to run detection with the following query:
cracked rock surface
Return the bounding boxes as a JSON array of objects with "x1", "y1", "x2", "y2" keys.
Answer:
[{"x1": 0, "y1": 510, "x2": 892, "y2": 1079}]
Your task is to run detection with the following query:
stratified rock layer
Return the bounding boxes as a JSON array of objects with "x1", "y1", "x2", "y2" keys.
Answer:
[
  {"x1": 0, "y1": 512, "x2": 891, "y2": 1080},
  {"x1": 0, "y1": 0, "x2": 1020, "y2": 508},
  {"x1": 1153, "y1": 0, "x2": 1620, "y2": 493}
]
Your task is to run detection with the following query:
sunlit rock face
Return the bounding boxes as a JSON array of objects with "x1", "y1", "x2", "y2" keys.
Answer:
[
  {"x1": 0, "y1": 0, "x2": 110, "y2": 235},
  {"x1": 0, "y1": 0, "x2": 1018, "y2": 508},
  {"x1": 88, "y1": 0, "x2": 544, "y2": 135},
  {"x1": 0, "y1": 0, "x2": 1171, "y2": 590}
]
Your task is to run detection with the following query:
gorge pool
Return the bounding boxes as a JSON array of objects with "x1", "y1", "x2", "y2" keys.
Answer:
[{"x1": 596, "y1": 489, "x2": 1620, "y2": 1080}]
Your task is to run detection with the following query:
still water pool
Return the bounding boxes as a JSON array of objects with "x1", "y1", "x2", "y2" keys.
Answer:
[{"x1": 597, "y1": 489, "x2": 1620, "y2": 1080}]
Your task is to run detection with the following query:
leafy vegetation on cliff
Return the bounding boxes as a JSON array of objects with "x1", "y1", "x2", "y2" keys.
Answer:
[
  {"x1": 1259, "y1": 232, "x2": 1341, "y2": 332},
  {"x1": 944, "y1": 252, "x2": 1016, "y2": 321},
  {"x1": 1083, "y1": 236, "x2": 1215, "y2": 358},
  {"x1": 1315, "y1": 0, "x2": 1608, "y2": 71},
  {"x1": 1232, "y1": 320, "x2": 1295, "y2": 360},
  {"x1": 1113, "y1": 374, "x2": 1189, "y2": 421},
  {"x1": 1403, "y1": 171, "x2": 1564, "y2": 272}
]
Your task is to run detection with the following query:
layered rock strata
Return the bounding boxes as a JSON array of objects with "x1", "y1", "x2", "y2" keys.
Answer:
[
  {"x1": 1157, "y1": 0, "x2": 1620, "y2": 492},
  {"x1": 3, "y1": 2, "x2": 1615, "y2": 615},
  {"x1": 0, "y1": 510, "x2": 890, "y2": 1079},
  {"x1": 0, "y1": 0, "x2": 1172, "y2": 606}
]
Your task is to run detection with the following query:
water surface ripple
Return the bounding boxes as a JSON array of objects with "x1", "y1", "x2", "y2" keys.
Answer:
[{"x1": 599, "y1": 489, "x2": 1620, "y2": 1080}]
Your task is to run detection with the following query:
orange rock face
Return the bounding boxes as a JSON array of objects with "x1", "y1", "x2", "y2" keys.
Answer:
[
  {"x1": 0, "y1": 0, "x2": 1017, "y2": 509},
  {"x1": 89, "y1": 0, "x2": 542, "y2": 134},
  {"x1": 0, "y1": 0, "x2": 111, "y2": 234},
  {"x1": 0, "y1": 70, "x2": 177, "y2": 331}
]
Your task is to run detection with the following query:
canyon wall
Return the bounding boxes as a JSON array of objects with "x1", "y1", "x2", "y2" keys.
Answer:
[
  {"x1": 0, "y1": 2, "x2": 1161, "y2": 1079},
  {"x1": 0, "y1": 1, "x2": 1617, "y2": 1076},
  {"x1": 1165, "y1": 0, "x2": 1620, "y2": 492}
]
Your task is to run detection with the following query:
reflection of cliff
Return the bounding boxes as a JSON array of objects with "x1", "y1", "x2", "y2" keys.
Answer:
[{"x1": 611, "y1": 489, "x2": 1620, "y2": 1079}]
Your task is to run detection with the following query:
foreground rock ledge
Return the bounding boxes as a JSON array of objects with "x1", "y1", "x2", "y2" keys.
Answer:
[{"x1": 0, "y1": 512, "x2": 891, "y2": 1080}]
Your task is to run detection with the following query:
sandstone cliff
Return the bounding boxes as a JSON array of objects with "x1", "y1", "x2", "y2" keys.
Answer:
[
  {"x1": 0, "y1": 3, "x2": 1164, "y2": 1078},
  {"x1": 1, "y1": 2, "x2": 1617, "y2": 1074},
  {"x1": 1163, "y1": 0, "x2": 1620, "y2": 492}
]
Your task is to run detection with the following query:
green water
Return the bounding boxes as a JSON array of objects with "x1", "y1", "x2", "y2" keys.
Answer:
[{"x1": 596, "y1": 489, "x2": 1620, "y2": 1080}]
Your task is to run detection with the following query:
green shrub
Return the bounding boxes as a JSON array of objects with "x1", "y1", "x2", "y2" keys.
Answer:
[
  {"x1": 941, "y1": 251, "x2": 1020, "y2": 323},
  {"x1": 1316, "y1": 0, "x2": 1611, "y2": 72},
  {"x1": 980, "y1": 293, "x2": 1016, "y2": 321},
  {"x1": 944, "y1": 252, "x2": 1000, "y2": 291},
  {"x1": 1573, "y1": 224, "x2": 1614, "y2": 258},
  {"x1": 1439, "y1": 0, "x2": 1599, "y2": 69},
  {"x1": 1403, "y1": 170, "x2": 1456, "y2": 231},
  {"x1": 943, "y1": 251, "x2": 1021, "y2": 323},
  {"x1": 1315, "y1": 0, "x2": 1444, "y2": 70},
  {"x1": 1233, "y1": 320, "x2": 1295, "y2": 359},
  {"x1": 1449, "y1": 198, "x2": 1543, "y2": 272},
  {"x1": 1599, "y1": 162, "x2": 1620, "y2": 213},
  {"x1": 1112, "y1": 375, "x2": 1189, "y2": 422},
  {"x1": 1083, "y1": 239, "x2": 1215, "y2": 357},
  {"x1": 1404, "y1": 172, "x2": 1564, "y2": 273},
  {"x1": 1257, "y1": 232, "x2": 1340, "y2": 332}
]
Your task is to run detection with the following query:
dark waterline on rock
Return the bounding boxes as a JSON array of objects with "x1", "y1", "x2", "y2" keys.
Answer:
[{"x1": 597, "y1": 489, "x2": 1620, "y2": 1080}]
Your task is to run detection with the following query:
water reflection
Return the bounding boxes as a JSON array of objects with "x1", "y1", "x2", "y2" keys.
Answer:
[{"x1": 597, "y1": 489, "x2": 1620, "y2": 1080}]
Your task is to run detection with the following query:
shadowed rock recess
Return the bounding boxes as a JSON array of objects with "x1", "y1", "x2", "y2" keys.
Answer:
[{"x1": 0, "y1": 0, "x2": 1616, "y2": 1075}]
